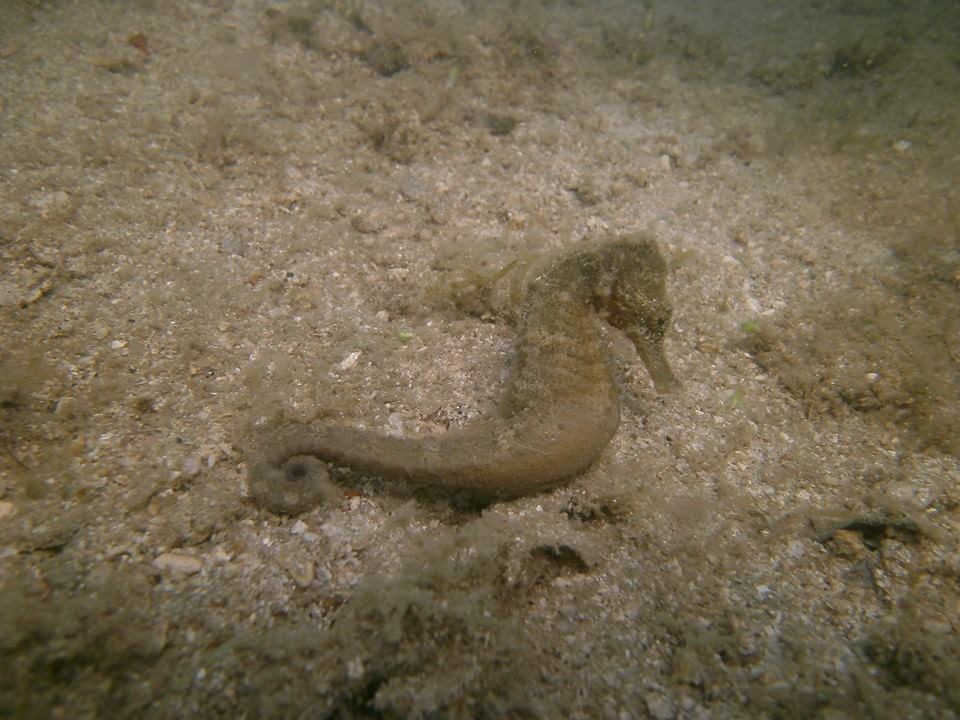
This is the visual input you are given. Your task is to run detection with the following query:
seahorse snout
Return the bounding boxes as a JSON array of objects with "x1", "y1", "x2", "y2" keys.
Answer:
[{"x1": 626, "y1": 328, "x2": 679, "y2": 393}]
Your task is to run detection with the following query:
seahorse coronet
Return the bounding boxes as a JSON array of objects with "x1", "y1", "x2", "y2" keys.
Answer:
[{"x1": 249, "y1": 233, "x2": 677, "y2": 514}]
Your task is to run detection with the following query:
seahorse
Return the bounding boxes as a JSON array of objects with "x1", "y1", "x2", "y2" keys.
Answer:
[{"x1": 248, "y1": 234, "x2": 678, "y2": 514}]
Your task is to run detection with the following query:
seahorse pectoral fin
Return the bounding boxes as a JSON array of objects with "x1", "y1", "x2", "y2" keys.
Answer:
[{"x1": 627, "y1": 329, "x2": 679, "y2": 393}]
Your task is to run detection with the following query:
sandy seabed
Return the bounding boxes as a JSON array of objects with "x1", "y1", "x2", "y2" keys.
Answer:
[{"x1": 1, "y1": 1, "x2": 959, "y2": 718}]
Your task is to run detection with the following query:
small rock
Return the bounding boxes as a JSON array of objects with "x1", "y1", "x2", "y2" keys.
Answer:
[
  {"x1": 787, "y1": 539, "x2": 805, "y2": 559},
  {"x1": 386, "y1": 413, "x2": 404, "y2": 437},
  {"x1": 337, "y1": 351, "x2": 362, "y2": 371},
  {"x1": 289, "y1": 560, "x2": 315, "y2": 588},
  {"x1": 32, "y1": 189, "x2": 71, "y2": 217},
  {"x1": 645, "y1": 691, "x2": 675, "y2": 720},
  {"x1": 211, "y1": 545, "x2": 233, "y2": 564},
  {"x1": 350, "y1": 209, "x2": 387, "y2": 235},
  {"x1": 182, "y1": 456, "x2": 202, "y2": 478},
  {"x1": 154, "y1": 552, "x2": 203, "y2": 575},
  {"x1": 57, "y1": 397, "x2": 81, "y2": 420},
  {"x1": 347, "y1": 656, "x2": 365, "y2": 680}
]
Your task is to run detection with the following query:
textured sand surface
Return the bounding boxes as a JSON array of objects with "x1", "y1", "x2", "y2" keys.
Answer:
[{"x1": 1, "y1": 1, "x2": 958, "y2": 717}]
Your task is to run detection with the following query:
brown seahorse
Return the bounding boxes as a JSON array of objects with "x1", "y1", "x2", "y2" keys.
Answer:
[{"x1": 249, "y1": 234, "x2": 678, "y2": 514}]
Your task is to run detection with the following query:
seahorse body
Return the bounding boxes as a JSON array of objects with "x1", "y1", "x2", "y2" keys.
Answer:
[{"x1": 249, "y1": 235, "x2": 677, "y2": 514}]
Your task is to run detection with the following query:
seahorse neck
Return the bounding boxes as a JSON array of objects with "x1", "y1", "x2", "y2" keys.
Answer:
[{"x1": 501, "y1": 251, "x2": 612, "y2": 415}]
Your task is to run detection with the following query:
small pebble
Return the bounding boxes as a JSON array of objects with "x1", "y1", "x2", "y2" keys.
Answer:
[
  {"x1": 787, "y1": 539, "x2": 805, "y2": 559},
  {"x1": 347, "y1": 657, "x2": 365, "y2": 680},
  {"x1": 290, "y1": 560, "x2": 315, "y2": 587},
  {"x1": 154, "y1": 552, "x2": 203, "y2": 575},
  {"x1": 182, "y1": 456, "x2": 202, "y2": 477},
  {"x1": 387, "y1": 413, "x2": 404, "y2": 437},
  {"x1": 32, "y1": 189, "x2": 70, "y2": 216},
  {"x1": 56, "y1": 397, "x2": 79, "y2": 420},
  {"x1": 211, "y1": 545, "x2": 233, "y2": 564},
  {"x1": 645, "y1": 692, "x2": 674, "y2": 720},
  {"x1": 350, "y1": 209, "x2": 387, "y2": 234},
  {"x1": 337, "y1": 351, "x2": 362, "y2": 371}
]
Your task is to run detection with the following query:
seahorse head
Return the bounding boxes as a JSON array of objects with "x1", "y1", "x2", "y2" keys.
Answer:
[{"x1": 595, "y1": 236, "x2": 679, "y2": 393}]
